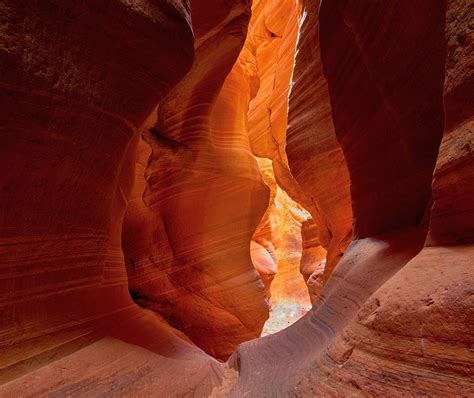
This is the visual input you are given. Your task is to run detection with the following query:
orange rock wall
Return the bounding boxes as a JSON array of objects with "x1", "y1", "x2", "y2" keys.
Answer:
[
  {"x1": 228, "y1": 1, "x2": 473, "y2": 396},
  {"x1": 247, "y1": 0, "x2": 299, "y2": 163},
  {"x1": 0, "y1": 1, "x2": 226, "y2": 396},
  {"x1": 245, "y1": 0, "x2": 325, "y2": 305},
  {"x1": 286, "y1": 0, "x2": 352, "y2": 280},
  {"x1": 122, "y1": 0, "x2": 270, "y2": 360},
  {"x1": 251, "y1": 157, "x2": 311, "y2": 305},
  {"x1": 299, "y1": 218, "x2": 327, "y2": 304},
  {"x1": 1, "y1": 0, "x2": 472, "y2": 396}
]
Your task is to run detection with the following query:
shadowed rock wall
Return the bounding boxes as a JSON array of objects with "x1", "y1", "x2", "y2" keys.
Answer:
[
  {"x1": 287, "y1": 0, "x2": 353, "y2": 283},
  {"x1": 227, "y1": 1, "x2": 473, "y2": 396},
  {"x1": 0, "y1": 1, "x2": 225, "y2": 396}
]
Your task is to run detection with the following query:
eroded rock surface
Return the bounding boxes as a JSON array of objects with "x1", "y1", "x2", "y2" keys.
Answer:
[
  {"x1": 0, "y1": 1, "x2": 223, "y2": 396},
  {"x1": 299, "y1": 218, "x2": 327, "y2": 304},
  {"x1": 1, "y1": 0, "x2": 473, "y2": 397},
  {"x1": 121, "y1": 0, "x2": 270, "y2": 360},
  {"x1": 228, "y1": 1, "x2": 473, "y2": 397},
  {"x1": 286, "y1": 0, "x2": 353, "y2": 281},
  {"x1": 328, "y1": 2, "x2": 474, "y2": 395}
]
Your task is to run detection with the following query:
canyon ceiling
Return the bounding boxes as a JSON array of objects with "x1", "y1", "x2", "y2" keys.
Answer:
[{"x1": 0, "y1": 0, "x2": 473, "y2": 397}]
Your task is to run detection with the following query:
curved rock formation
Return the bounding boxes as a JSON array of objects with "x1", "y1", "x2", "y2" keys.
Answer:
[
  {"x1": 251, "y1": 157, "x2": 311, "y2": 305},
  {"x1": 0, "y1": 1, "x2": 223, "y2": 396},
  {"x1": 299, "y1": 218, "x2": 327, "y2": 304},
  {"x1": 331, "y1": 2, "x2": 473, "y2": 394},
  {"x1": 1, "y1": 0, "x2": 473, "y2": 396},
  {"x1": 247, "y1": 0, "x2": 300, "y2": 163},
  {"x1": 250, "y1": 158, "x2": 278, "y2": 299},
  {"x1": 228, "y1": 1, "x2": 473, "y2": 396},
  {"x1": 121, "y1": 0, "x2": 270, "y2": 360},
  {"x1": 286, "y1": 0, "x2": 352, "y2": 281},
  {"x1": 250, "y1": 240, "x2": 277, "y2": 298},
  {"x1": 244, "y1": 0, "x2": 323, "y2": 308}
]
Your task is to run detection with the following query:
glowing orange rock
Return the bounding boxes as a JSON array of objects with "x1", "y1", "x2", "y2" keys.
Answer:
[
  {"x1": 244, "y1": 0, "x2": 322, "y2": 308},
  {"x1": 122, "y1": 0, "x2": 269, "y2": 360},
  {"x1": 227, "y1": 2, "x2": 469, "y2": 397},
  {"x1": 252, "y1": 158, "x2": 312, "y2": 306},
  {"x1": 300, "y1": 219, "x2": 327, "y2": 304}
]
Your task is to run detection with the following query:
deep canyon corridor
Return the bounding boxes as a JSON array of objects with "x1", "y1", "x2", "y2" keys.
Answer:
[{"x1": 0, "y1": 0, "x2": 473, "y2": 397}]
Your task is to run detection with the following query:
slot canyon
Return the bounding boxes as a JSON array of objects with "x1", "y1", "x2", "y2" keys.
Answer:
[{"x1": 0, "y1": 0, "x2": 473, "y2": 396}]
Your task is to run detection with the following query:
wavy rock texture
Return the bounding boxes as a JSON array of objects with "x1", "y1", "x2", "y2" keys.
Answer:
[
  {"x1": 257, "y1": 183, "x2": 313, "y2": 336},
  {"x1": 1, "y1": 0, "x2": 473, "y2": 396},
  {"x1": 326, "y1": 2, "x2": 473, "y2": 395},
  {"x1": 266, "y1": 185, "x2": 310, "y2": 306},
  {"x1": 245, "y1": 0, "x2": 319, "y2": 224},
  {"x1": 247, "y1": 0, "x2": 299, "y2": 163},
  {"x1": 121, "y1": 0, "x2": 271, "y2": 360},
  {"x1": 244, "y1": 0, "x2": 323, "y2": 307},
  {"x1": 286, "y1": 0, "x2": 352, "y2": 282},
  {"x1": 227, "y1": 1, "x2": 468, "y2": 396},
  {"x1": 0, "y1": 1, "x2": 224, "y2": 396},
  {"x1": 250, "y1": 158, "x2": 278, "y2": 298}
]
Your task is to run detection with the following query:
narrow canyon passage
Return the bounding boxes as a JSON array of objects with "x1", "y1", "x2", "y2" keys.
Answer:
[{"x1": 0, "y1": 0, "x2": 473, "y2": 397}]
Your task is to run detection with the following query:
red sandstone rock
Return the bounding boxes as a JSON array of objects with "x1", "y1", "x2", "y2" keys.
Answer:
[
  {"x1": 324, "y1": 2, "x2": 474, "y2": 395},
  {"x1": 0, "y1": 1, "x2": 222, "y2": 396},
  {"x1": 300, "y1": 219, "x2": 327, "y2": 304},
  {"x1": 227, "y1": 2, "x2": 473, "y2": 397},
  {"x1": 286, "y1": 0, "x2": 353, "y2": 281},
  {"x1": 247, "y1": 0, "x2": 300, "y2": 163},
  {"x1": 244, "y1": 0, "x2": 314, "y2": 223},
  {"x1": 1, "y1": 0, "x2": 473, "y2": 396},
  {"x1": 251, "y1": 156, "x2": 311, "y2": 307},
  {"x1": 264, "y1": 186, "x2": 311, "y2": 306},
  {"x1": 244, "y1": 0, "x2": 318, "y2": 311},
  {"x1": 428, "y1": 0, "x2": 474, "y2": 246},
  {"x1": 121, "y1": 0, "x2": 270, "y2": 360},
  {"x1": 250, "y1": 240, "x2": 277, "y2": 298}
]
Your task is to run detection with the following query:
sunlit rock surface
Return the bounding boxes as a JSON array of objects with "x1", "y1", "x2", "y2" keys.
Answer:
[
  {"x1": 251, "y1": 158, "x2": 313, "y2": 336},
  {"x1": 300, "y1": 218, "x2": 327, "y2": 304},
  {"x1": 1, "y1": 0, "x2": 472, "y2": 396},
  {"x1": 228, "y1": 1, "x2": 473, "y2": 397},
  {"x1": 244, "y1": 0, "x2": 319, "y2": 323},
  {"x1": 121, "y1": 0, "x2": 270, "y2": 360}
]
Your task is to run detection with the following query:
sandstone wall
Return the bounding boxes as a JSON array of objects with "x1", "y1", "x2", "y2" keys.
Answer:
[
  {"x1": 0, "y1": 1, "x2": 225, "y2": 395},
  {"x1": 228, "y1": 1, "x2": 473, "y2": 396},
  {"x1": 121, "y1": 0, "x2": 270, "y2": 360}
]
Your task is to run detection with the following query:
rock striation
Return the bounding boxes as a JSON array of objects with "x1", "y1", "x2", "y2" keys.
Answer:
[
  {"x1": 228, "y1": 1, "x2": 473, "y2": 397},
  {"x1": 1, "y1": 0, "x2": 473, "y2": 396},
  {"x1": 121, "y1": 0, "x2": 270, "y2": 360},
  {"x1": 0, "y1": 1, "x2": 223, "y2": 396},
  {"x1": 251, "y1": 157, "x2": 311, "y2": 306},
  {"x1": 333, "y1": 2, "x2": 474, "y2": 395},
  {"x1": 299, "y1": 218, "x2": 327, "y2": 304},
  {"x1": 244, "y1": 0, "x2": 323, "y2": 307}
]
